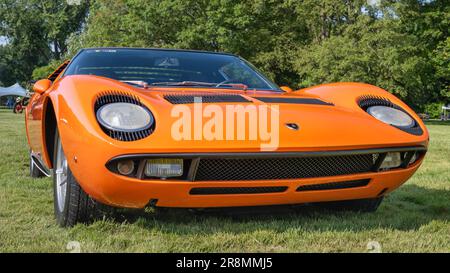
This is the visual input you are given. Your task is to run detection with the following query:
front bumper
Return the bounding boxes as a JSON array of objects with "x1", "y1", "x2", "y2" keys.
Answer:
[{"x1": 72, "y1": 146, "x2": 426, "y2": 209}]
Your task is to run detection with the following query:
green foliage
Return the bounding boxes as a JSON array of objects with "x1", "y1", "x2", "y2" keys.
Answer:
[
  {"x1": 424, "y1": 102, "x2": 445, "y2": 119},
  {"x1": 71, "y1": 0, "x2": 306, "y2": 85},
  {"x1": 31, "y1": 61, "x2": 61, "y2": 80},
  {"x1": 294, "y1": 16, "x2": 436, "y2": 109},
  {"x1": 0, "y1": 0, "x2": 89, "y2": 85},
  {"x1": 1, "y1": 0, "x2": 449, "y2": 110},
  {"x1": 68, "y1": 0, "x2": 448, "y2": 110},
  {"x1": 432, "y1": 37, "x2": 450, "y2": 99}
]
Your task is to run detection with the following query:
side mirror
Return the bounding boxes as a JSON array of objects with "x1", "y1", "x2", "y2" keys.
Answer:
[
  {"x1": 33, "y1": 79, "x2": 52, "y2": 94},
  {"x1": 280, "y1": 86, "x2": 293, "y2": 93}
]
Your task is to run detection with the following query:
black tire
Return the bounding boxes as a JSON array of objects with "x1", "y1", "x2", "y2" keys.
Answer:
[
  {"x1": 13, "y1": 102, "x2": 23, "y2": 113},
  {"x1": 29, "y1": 151, "x2": 45, "y2": 178},
  {"x1": 53, "y1": 130, "x2": 111, "y2": 227},
  {"x1": 317, "y1": 197, "x2": 384, "y2": 213}
]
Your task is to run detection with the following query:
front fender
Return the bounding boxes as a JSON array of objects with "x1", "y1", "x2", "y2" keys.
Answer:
[{"x1": 294, "y1": 82, "x2": 428, "y2": 139}]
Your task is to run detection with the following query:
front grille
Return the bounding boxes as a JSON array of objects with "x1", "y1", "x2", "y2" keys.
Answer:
[
  {"x1": 189, "y1": 186, "x2": 288, "y2": 195},
  {"x1": 194, "y1": 154, "x2": 376, "y2": 181},
  {"x1": 296, "y1": 179, "x2": 370, "y2": 192},
  {"x1": 164, "y1": 94, "x2": 250, "y2": 104},
  {"x1": 106, "y1": 146, "x2": 427, "y2": 180}
]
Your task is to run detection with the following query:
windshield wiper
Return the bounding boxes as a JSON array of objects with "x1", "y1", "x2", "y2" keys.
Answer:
[
  {"x1": 151, "y1": 81, "x2": 248, "y2": 90},
  {"x1": 120, "y1": 80, "x2": 149, "y2": 88},
  {"x1": 151, "y1": 81, "x2": 216, "y2": 87}
]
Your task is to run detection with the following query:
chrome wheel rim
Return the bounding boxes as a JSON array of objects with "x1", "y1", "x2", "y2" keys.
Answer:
[{"x1": 55, "y1": 137, "x2": 68, "y2": 212}]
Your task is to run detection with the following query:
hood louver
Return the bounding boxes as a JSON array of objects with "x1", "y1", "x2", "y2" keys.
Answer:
[{"x1": 164, "y1": 94, "x2": 251, "y2": 104}]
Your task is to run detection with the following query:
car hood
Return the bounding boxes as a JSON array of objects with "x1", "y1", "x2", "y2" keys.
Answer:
[{"x1": 55, "y1": 76, "x2": 429, "y2": 153}]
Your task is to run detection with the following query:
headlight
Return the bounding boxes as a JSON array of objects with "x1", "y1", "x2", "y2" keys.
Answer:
[
  {"x1": 97, "y1": 102, "x2": 154, "y2": 131},
  {"x1": 367, "y1": 106, "x2": 414, "y2": 128}
]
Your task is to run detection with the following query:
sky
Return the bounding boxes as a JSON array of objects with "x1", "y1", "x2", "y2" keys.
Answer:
[
  {"x1": 367, "y1": 0, "x2": 381, "y2": 6},
  {"x1": 0, "y1": 36, "x2": 7, "y2": 46}
]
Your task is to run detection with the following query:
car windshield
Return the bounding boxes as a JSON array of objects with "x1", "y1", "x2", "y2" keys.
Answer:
[{"x1": 64, "y1": 48, "x2": 280, "y2": 91}]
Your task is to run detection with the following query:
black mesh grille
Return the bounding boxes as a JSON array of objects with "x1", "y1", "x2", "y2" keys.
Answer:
[
  {"x1": 94, "y1": 91, "x2": 154, "y2": 141},
  {"x1": 190, "y1": 186, "x2": 288, "y2": 195},
  {"x1": 296, "y1": 179, "x2": 370, "y2": 192},
  {"x1": 164, "y1": 94, "x2": 250, "y2": 104},
  {"x1": 194, "y1": 154, "x2": 375, "y2": 181}
]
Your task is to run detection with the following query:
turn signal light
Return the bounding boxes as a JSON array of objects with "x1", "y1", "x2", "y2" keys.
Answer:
[
  {"x1": 117, "y1": 160, "x2": 135, "y2": 175},
  {"x1": 380, "y1": 152, "x2": 402, "y2": 170}
]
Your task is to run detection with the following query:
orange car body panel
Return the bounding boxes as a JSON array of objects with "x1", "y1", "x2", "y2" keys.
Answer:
[{"x1": 26, "y1": 74, "x2": 429, "y2": 209}]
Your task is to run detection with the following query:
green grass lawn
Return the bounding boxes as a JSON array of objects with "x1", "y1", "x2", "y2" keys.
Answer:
[{"x1": 0, "y1": 109, "x2": 449, "y2": 253}]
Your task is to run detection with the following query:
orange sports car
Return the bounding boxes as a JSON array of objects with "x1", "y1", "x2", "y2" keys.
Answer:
[{"x1": 26, "y1": 48, "x2": 428, "y2": 227}]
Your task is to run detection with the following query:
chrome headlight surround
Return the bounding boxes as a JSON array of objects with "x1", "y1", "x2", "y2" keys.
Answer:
[
  {"x1": 367, "y1": 105, "x2": 415, "y2": 128},
  {"x1": 358, "y1": 95, "x2": 423, "y2": 136},
  {"x1": 94, "y1": 92, "x2": 155, "y2": 141},
  {"x1": 96, "y1": 102, "x2": 154, "y2": 132}
]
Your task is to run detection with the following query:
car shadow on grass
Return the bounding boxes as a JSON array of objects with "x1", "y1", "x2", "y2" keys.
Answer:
[{"x1": 106, "y1": 184, "x2": 450, "y2": 233}]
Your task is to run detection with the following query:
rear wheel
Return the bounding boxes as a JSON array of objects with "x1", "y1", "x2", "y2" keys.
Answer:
[
  {"x1": 13, "y1": 102, "x2": 19, "y2": 113},
  {"x1": 53, "y1": 130, "x2": 111, "y2": 227},
  {"x1": 318, "y1": 197, "x2": 384, "y2": 213}
]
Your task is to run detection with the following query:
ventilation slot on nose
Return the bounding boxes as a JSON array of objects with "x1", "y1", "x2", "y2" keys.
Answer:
[
  {"x1": 296, "y1": 179, "x2": 371, "y2": 192},
  {"x1": 189, "y1": 186, "x2": 288, "y2": 195}
]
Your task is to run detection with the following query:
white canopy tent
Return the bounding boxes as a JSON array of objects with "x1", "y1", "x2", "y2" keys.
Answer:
[
  {"x1": 0, "y1": 83, "x2": 27, "y2": 97},
  {"x1": 442, "y1": 105, "x2": 450, "y2": 121}
]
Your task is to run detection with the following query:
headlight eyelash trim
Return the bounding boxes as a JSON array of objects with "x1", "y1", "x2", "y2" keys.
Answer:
[
  {"x1": 357, "y1": 95, "x2": 423, "y2": 136},
  {"x1": 357, "y1": 95, "x2": 396, "y2": 111},
  {"x1": 94, "y1": 90, "x2": 154, "y2": 141},
  {"x1": 94, "y1": 90, "x2": 143, "y2": 112}
]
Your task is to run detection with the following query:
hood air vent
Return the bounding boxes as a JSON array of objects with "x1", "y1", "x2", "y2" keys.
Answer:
[{"x1": 164, "y1": 94, "x2": 251, "y2": 104}]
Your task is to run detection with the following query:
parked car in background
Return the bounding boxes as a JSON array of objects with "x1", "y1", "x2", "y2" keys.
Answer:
[
  {"x1": 418, "y1": 113, "x2": 430, "y2": 121},
  {"x1": 13, "y1": 96, "x2": 29, "y2": 114}
]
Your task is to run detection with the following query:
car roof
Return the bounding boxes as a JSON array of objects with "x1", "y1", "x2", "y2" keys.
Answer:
[{"x1": 79, "y1": 47, "x2": 239, "y2": 57}]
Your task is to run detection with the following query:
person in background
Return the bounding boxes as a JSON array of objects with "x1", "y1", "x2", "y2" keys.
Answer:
[{"x1": 6, "y1": 96, "x2": 14, "y2": 109}]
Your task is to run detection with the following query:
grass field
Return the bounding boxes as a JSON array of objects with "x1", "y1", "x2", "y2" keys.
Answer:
[{"x1": 0, "y1": 108, "x2": 449, "y2": 253}]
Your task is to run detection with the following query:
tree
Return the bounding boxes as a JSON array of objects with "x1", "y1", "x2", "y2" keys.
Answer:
[
  {"x1": 3, "y1": 0, "x2": 448, "y2": 110},
  {"x1": 31, "y1": 60, "x2": 61, "y2": 80},
  {"x1": 0, "y1": 0, "x2": 89, "y2": 85},
  {"x1": 293, "y1": 0, "x2": 448, "y2": 110},
  {"x1": 70, "y1": 0, "x2": 310, "y2": 86},
  {"x1": 432, "y1": 37, "x2": 450, "y2": 100}
]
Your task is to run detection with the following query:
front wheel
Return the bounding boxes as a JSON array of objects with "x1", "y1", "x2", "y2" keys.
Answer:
[
  {"x1": 53, "y1": 130, "x2": 110, "y2": 227},
  {"x1": 29, "y1": 151, "x2": 45, "y2": 178}
]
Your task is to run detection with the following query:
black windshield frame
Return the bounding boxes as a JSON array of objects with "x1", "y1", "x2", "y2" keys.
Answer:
[{"x1": 63, "y1": 48, "x2": 281, "y2": 91}]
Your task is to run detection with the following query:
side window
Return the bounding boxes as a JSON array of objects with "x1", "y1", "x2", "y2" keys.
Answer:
[{"x1": 48, "y1": 60, "x2": 70, "y2": 82}]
